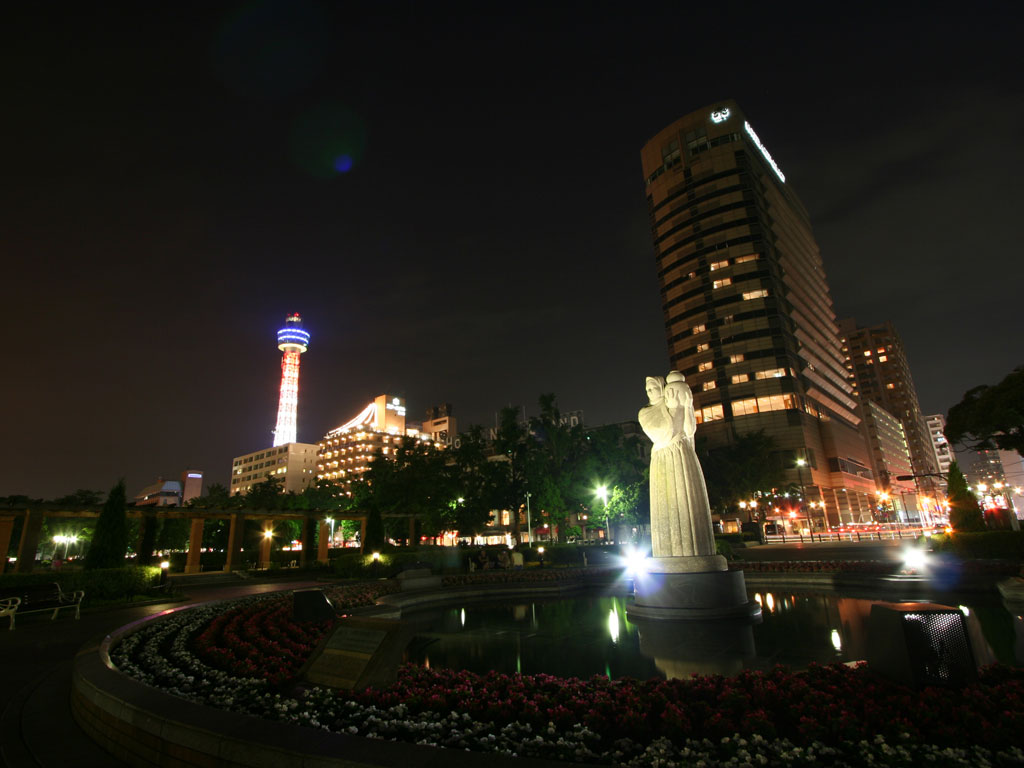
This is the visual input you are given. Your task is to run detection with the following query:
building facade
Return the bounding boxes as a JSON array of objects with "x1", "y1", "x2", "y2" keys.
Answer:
[
  {"x1": 641, "y1": 100, "x2": 875, "y2": 529},
  {"x1": 925, "y1": 413, "x2": 954, "y2": 478},
  {"x1": 858, "y1": 401, "x2": 917, "y2": 521},
  {"x1": 134, "y1": 470, "x2": 204, "y2": 506},
  {"x1": 838, "y1": 319, "x2": 937, "y2": 488},
  {"x1": 230, "y1": 443, "x2": 319, "y2": 496},
  {"x1": 420, "y1": 403, "x2": 458, "y2": 447},
  {"x1": 317, "y1": 394, "x2": 435, "y2": 492}
]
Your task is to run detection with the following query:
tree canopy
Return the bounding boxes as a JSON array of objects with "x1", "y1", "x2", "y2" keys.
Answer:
[
  {"x1": 699, "y1": 430, "x2": 784, "y2": 514},
  {"x1": 945, "y1": 365, "x2": 1024, "y2": 456}
]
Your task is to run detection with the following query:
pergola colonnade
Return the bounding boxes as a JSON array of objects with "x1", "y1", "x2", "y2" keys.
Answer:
[{"x1": 0, "y1": 506, "x2": 381, "y2": 574}]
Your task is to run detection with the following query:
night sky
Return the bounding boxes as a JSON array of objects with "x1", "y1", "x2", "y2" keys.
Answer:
[{"x1": 4, "y1": 3, "x2": 1022, "y2": 499}]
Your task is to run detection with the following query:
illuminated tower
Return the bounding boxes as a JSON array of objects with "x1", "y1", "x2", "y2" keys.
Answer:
[{"x1": 273, "y1": 313, "x2": 310, "y2": 447}]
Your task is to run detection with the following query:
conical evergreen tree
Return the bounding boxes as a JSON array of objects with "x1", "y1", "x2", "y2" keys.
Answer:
[
  {"x1": 363, "y1": 506, "x2": 386, "y2": 551},
  {"x1": 946, "y1": 461, "x2": 985, "y2": 532},
  {"x1": 85, "y1": 480, "x2": 129, "y2": 569}
]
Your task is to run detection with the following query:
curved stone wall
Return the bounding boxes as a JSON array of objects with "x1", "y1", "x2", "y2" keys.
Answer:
[{"x1": 70, "y1": 594, "x2": 580, "y2": 768}]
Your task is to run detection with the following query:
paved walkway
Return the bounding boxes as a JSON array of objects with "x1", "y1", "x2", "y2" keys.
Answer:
[{"x1": 0, "y1": 575, "x2": 324, "y2": 768}]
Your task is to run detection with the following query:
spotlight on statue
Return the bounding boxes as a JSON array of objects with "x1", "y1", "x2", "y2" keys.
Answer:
[
  {"x1": 293, "y1": 589, "x2": 336, "y2": 622},
  {"x1": 902, "y1": 547, "x2": 928, "y2": 572},
  {"x1": 866, "y1": 603, "x2": 977, "y2": 688},
  {"x1": 621, "y1": 547, "x2": 649, "y2": 576}
]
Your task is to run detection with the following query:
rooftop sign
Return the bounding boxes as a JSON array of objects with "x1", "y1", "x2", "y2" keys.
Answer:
[{"x1": 743, "y1": 121, "x2": 786, "y2": 183}]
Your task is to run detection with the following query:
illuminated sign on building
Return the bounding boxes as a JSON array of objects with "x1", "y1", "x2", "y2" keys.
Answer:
[
  {"x1": 386, "y1": 397, "x2": 407, "y2": 417},
  {"x1": 743, "y1": 121, "x2": 786, "y2": 183},
  {"x1": 710, "y1": 108, "x2": 731, "y2": 123}
]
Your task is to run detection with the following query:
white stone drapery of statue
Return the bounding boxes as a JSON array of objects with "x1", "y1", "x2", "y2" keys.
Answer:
[{"x1": 638, "y1": 371, "x2": 720, "y2": 569}]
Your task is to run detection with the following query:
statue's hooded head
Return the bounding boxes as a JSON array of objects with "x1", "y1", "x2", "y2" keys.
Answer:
[{"x1": 645, "y1": 376, "x2": 666, "y2": 405}]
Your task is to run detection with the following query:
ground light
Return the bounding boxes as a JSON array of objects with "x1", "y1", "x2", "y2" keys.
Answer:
[
  {"x1": 620, "y1": 546, "x2": 649, "y2": 576},
  {"x1": 902, "y1": 546, "x2": 928, "y2": 572}
]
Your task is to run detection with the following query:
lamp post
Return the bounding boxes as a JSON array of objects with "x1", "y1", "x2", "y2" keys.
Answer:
[
  {"x1": 795, "y1": 458, "x2": 812, "y2": 528},
  {"x1": 525, "y1": 492, "x2": 532, "y2": 548},
  {"x1": 325, "y1": 517, "x2": 335, "y2": 548},
  {"x1": 596, "y1": 485, "x2": 610, "y2": 543}
]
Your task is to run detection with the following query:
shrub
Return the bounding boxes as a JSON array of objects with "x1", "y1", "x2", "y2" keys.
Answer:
[
  {"x1": 330, "y1": 547, "x2": 463, "y2": 579},
  {"x1": 930, "y1": 531, "x2": 1024, "y2": 560},
  {"x1": 715, "y1": 537, "x2": 735, "y2": 560},
  {"x1": 0, "y1": 566, "x2": 161, "y2": 602}
]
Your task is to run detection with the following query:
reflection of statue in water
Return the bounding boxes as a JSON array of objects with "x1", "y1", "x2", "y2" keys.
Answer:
[{"x1": 639, "y1": 371, "x2": 716, "y2": 559}]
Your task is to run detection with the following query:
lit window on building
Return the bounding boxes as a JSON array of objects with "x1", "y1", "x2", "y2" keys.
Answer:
[
  {"x1": 713, "y1": 277, "x2": 732, "y2": 289},
  {"x1": 731, "y1": 373, "x2": 749, "y2": 384},
  {"x1": 698, "y1": 361, "x2": 714, "y2": 372},
  {"x1": 742, "y1": 289, "x2": 768, "y2": 300},
  {"x1": 886, "y1": 382, "x2": 895, "y2": 389},
  {"x1": 702, "y1": 380, "x2": 717, "y2": 391},
  {"x1": 755, "y1": 367, "x2": 787, "y2": 379},
  {"x1": 710, "y1": 260, "x2": 729, "y2": 271},
  {"x1": 696, "y1": 404, "x2": 724, "y2": 424},
  {"x1": 878, "y1": 355, "x2": 888, "y2": 362},
  {"x1": 731, "y1": 394, "x2": 799, "y2": 417},
  {"x1": 864, "y1": 350, "x2": 872, "y2": 356},
  {"x1": 729, "y1": 353, "x2": 745, "y2": 363},
  {"x1": 692, "y1": 323, "x2": 706, "y2": 334},
  {"x1": 735, "y1": 253, "x2": 758, "y2": 264},
  {"x1": 697, "y1": 342, "x2": 710, "y2": 352}
]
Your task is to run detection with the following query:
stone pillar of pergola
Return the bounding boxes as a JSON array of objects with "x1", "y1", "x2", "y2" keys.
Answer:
[{"x1": 184, "y1": 517, "x2": 205, "y2": 573}]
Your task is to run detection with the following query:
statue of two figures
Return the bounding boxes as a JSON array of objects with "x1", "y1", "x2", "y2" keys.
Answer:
[{"x1": 639, "y1": 371, "x2": 726, "y2": 573}]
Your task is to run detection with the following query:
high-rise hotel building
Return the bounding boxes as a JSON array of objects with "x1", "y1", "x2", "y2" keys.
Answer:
[{"x1": 641, "y1": 100, "x2": 876, "y2": 529}]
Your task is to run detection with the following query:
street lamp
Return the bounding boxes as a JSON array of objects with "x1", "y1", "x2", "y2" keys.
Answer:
[
  {"x1": 325, "y1": 517, "x2": 335, "y2": 548},
  {"x1": 795, "y1": 458, "x2": 814, "y2": 529},
  {"x1": 596, "y1": 485, "x2": 610, "y2": 543},
  {"x1": 53, "y1": 534, "x2": 77, "y2": 560},
  {"x1": 877, "y1": 491, "x2": 897, "y2": 523},
  {"x1": 525, "y1": 491, "x2": 532, "y2": 547}
]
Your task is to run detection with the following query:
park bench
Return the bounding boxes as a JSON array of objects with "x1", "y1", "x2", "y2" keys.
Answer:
[{"x1": 0, "y1": 583, "x2": 85, "y2": 630}]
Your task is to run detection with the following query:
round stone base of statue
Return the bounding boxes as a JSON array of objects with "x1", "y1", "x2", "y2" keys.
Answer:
[
  {"x1": 630, "y1": 614, "x2": 757, "y2": 678},
  {"x1": 628, "y1": 562, "x2": 761, "y2": 622}
]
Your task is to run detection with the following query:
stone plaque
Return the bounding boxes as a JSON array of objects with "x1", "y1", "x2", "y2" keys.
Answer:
[{"x1": 325, "y1": 626, "x2": 386, "y2": 655}]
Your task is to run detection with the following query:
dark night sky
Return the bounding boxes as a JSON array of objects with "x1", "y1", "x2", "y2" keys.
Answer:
[{"x1": 3, "y1": 2, "x2": 1022, "y2": 499}]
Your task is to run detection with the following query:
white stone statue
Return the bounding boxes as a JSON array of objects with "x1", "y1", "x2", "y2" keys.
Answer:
[{"x1": 639, "y1": 371, "x2": 717, "y2": 560}]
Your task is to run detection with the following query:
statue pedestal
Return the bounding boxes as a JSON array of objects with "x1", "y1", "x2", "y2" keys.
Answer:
[{"x1": 628, "y1": 555, "x2": 761, "y2": 621}]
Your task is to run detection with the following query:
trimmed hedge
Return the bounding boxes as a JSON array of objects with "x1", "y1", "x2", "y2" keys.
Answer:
[
  {"x1": 929, "y1": 531, "x2": 1024, "y2": 560},
  {"x1": 0, "y1": 566, "x2": 162, "y2": 602},
  {"x1": 331, "y1": 547, "x2": 464, "y2": 579}
]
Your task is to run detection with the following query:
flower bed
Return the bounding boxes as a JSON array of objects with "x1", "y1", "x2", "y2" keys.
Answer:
[
  {"x1": 736, "y1": 560, "x2": 896, "y2": 574},
  {"x1": 108, "y1": 580, "x2": 1024, "y2": 767}
]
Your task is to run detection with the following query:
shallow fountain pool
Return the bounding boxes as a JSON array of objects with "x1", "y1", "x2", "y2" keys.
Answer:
[{"x1": 402, "y1": 586, "x2": 1023, "y2": 679}]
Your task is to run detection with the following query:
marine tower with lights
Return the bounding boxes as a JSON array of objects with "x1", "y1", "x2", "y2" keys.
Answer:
[{"x1": 273, "y1": 313, "x2": 310, "y2": 447}]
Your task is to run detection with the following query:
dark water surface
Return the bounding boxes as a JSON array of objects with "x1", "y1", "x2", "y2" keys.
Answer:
[{"x1": 402, "y1": 587, "x2": 1024, "y2": 679}]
